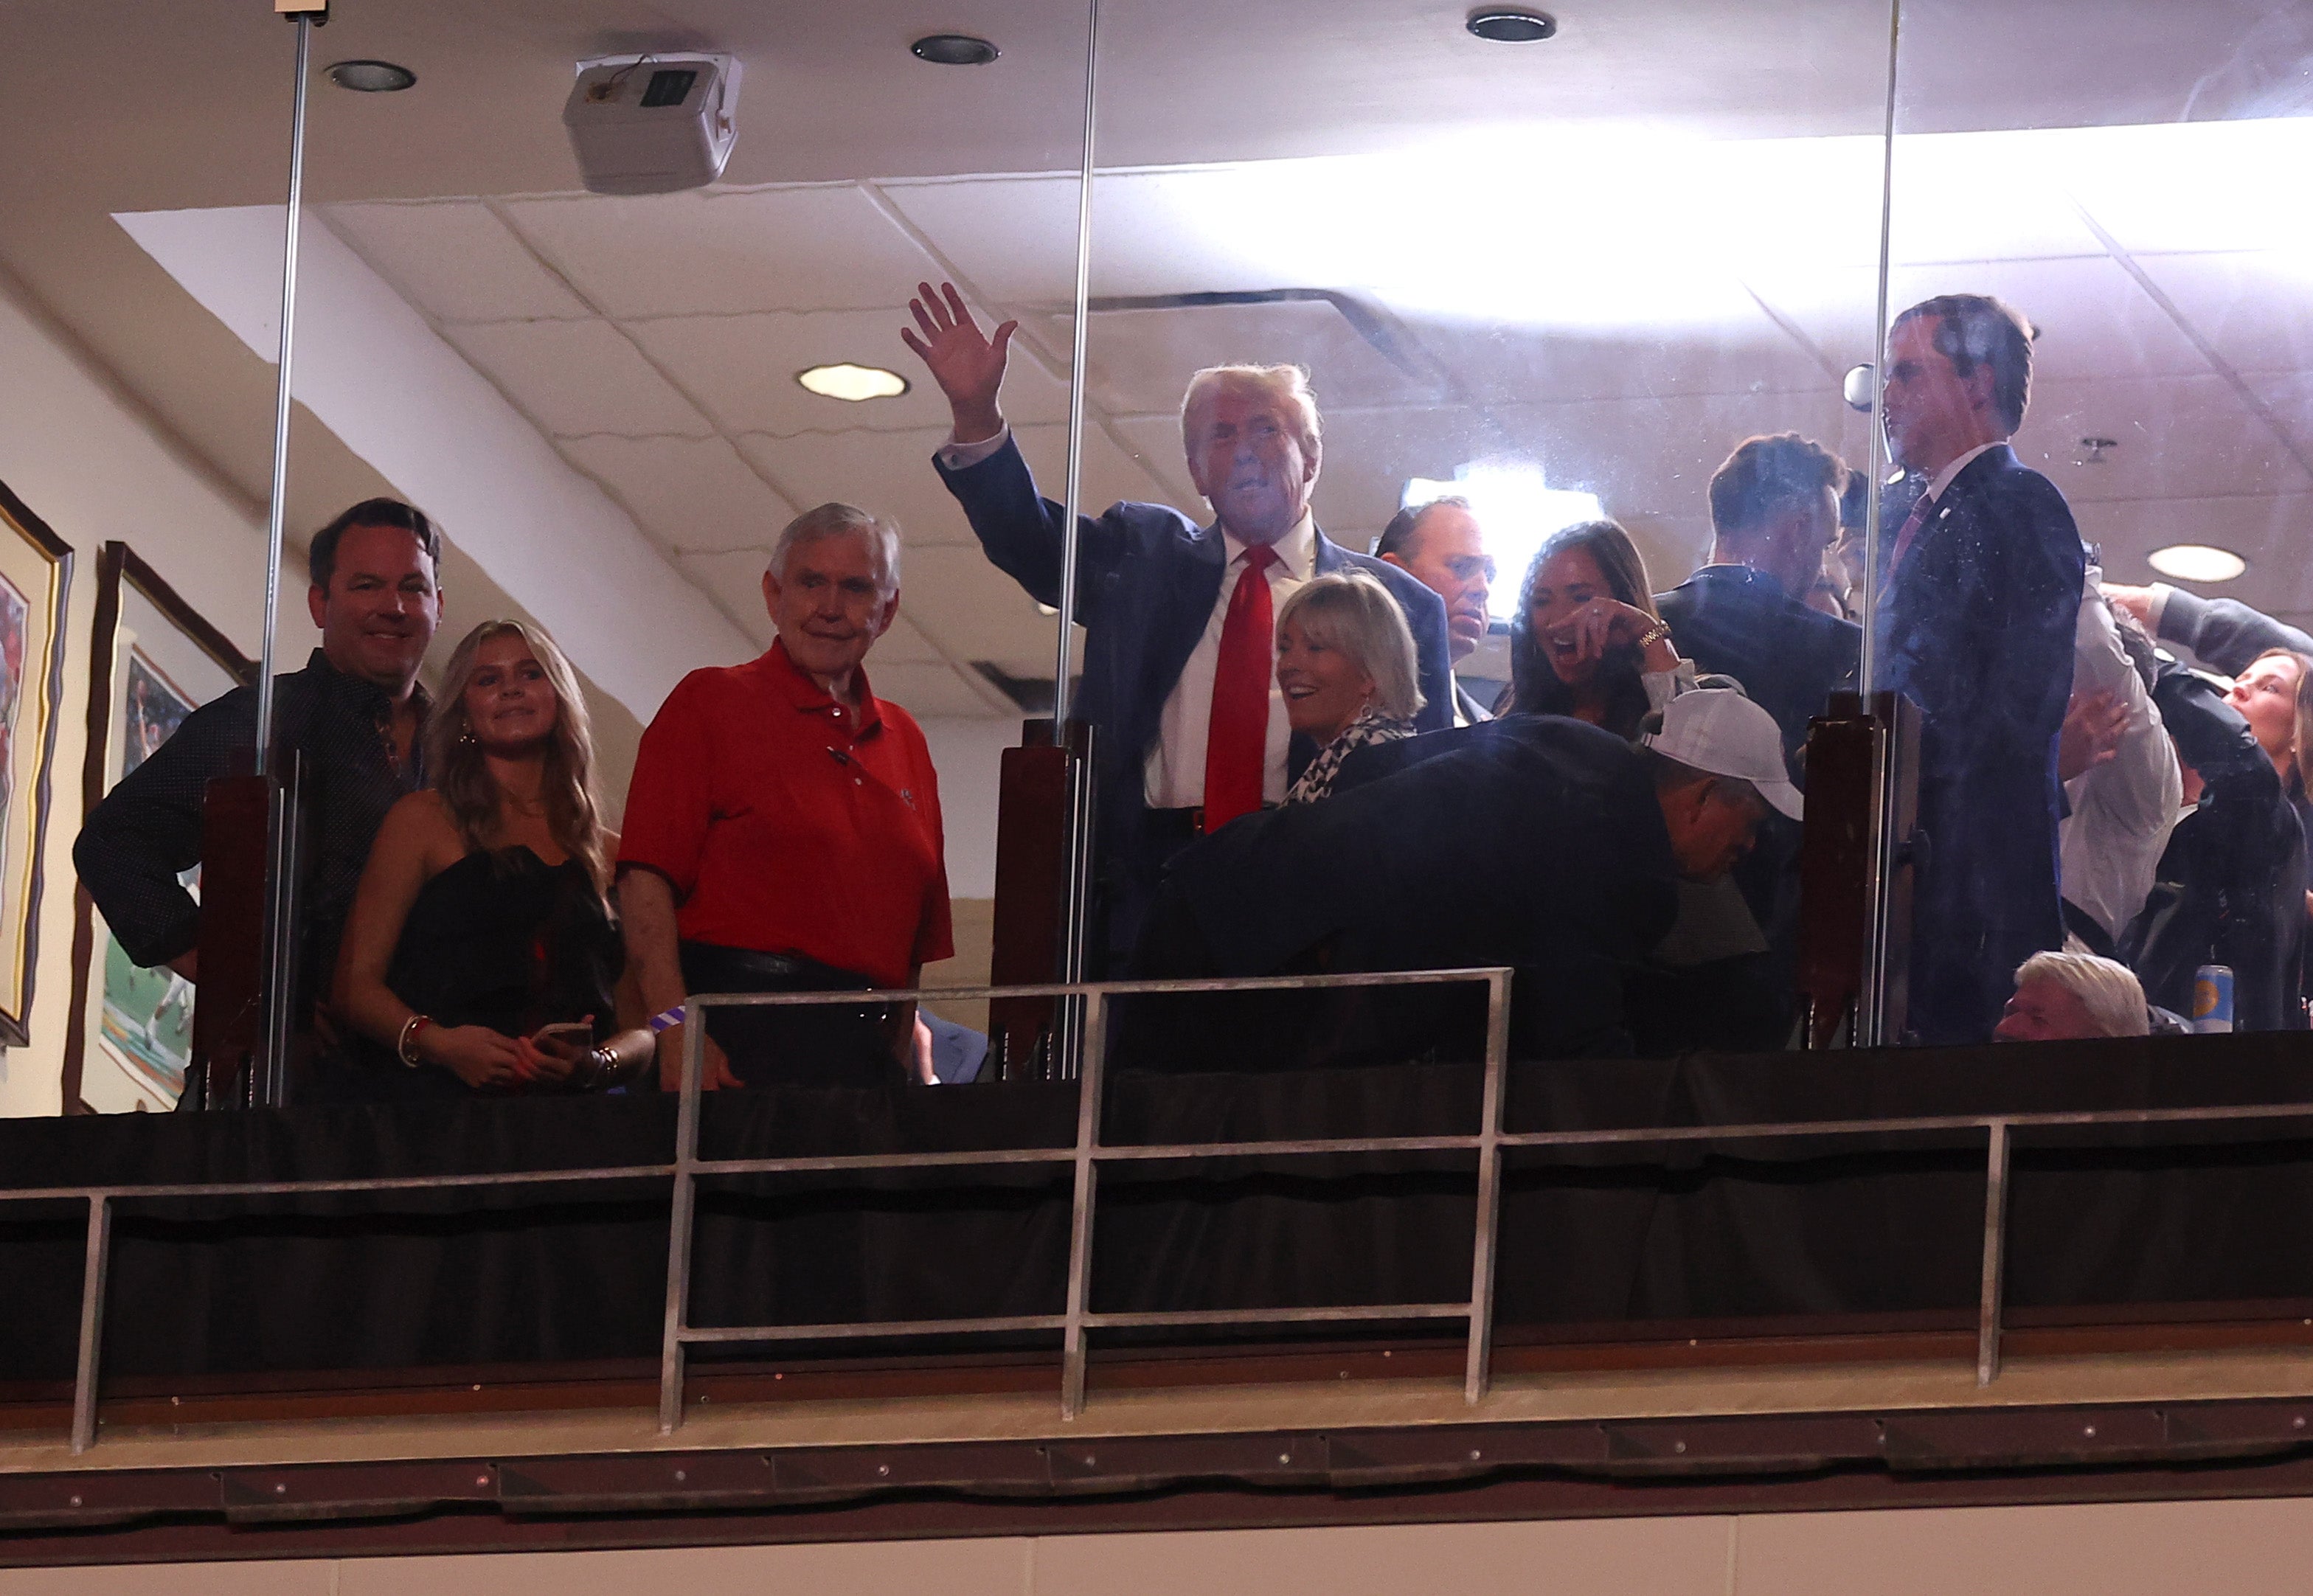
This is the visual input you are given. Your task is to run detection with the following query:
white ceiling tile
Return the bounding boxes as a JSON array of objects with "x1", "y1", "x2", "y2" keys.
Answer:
[
  {"x1": 558, "y1": 434, "x2": 798, "y2": 555},
  {"x1": 895, "y1": 544, "x2": 1067, "y2": 666},
  {"x1": 2073, "y1": 494, "x2": 2313, "y2": 610},
  {"x1": 502, "y1": 186, "x2": 949, "y2": 318},
  {"x1": 2246, "y1": 372, "x2": 2313, "y2": 458},
  {"x1": 738, "y1": 427, "x2": 976, "y2": 547},
  {"x1": 860, "y1": 662, "x2": 1011, "y2": 719},
  {"x1": 2014, "y1": 375, "x2": 2312, "y2": 503},
  {"x1": 440, "y1": 319, "x2": 714, "y2": 437},
  {"x1": 1421, "y1": 309, "x2": 1833, "y2": 408},
  {"x1": 2061, "y1": 119, "x2": 2313, "y2": 257},
  {"x1": 1013, "y1": 420, "x2": 1191, "y2": 524},
  {"x1": 1883, "y1": 131, "x2": 2110, "y2": 266},
  {"x1": 628, "y1": 308, "x2": 1070, "y2": 435},
  {"x1": 880, "y1": 175, "x2": 1083, "y2": 306},
  {"x1": 325, "y1": 201, "x2": 593, "y2": 324},
  {"x1": 2135, "y1": 251, "x2": 2313, "y2": 375},
  {"x1": 673, "y1": 549, "x2": 775, "y2": 653},
  {"x1": 1067, "y1": 298, "x2": 1443, "y2": 414}
]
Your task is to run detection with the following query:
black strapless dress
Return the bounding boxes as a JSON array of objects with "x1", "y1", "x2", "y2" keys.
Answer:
[{"x1": 345, "y1": 847, "x2": 622, "y2": 1098}]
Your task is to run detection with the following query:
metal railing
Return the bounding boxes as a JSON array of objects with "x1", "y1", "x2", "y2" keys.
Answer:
[{"x1": 10, "y1": 966, "x2": 2313, "y2": 1457}]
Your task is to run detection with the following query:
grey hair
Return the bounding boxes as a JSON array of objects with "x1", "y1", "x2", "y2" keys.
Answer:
[
  {"x1": 2014, "y1": 950, "x2": 2149, "y2": 1038},
  {"x1": 1180, "y1": 364, "x2": 1323, "y2": 462},
  {"x1": 1275, "y1": 571, "x2": 1426, "y2": 724},
  {"x1": 769, "y1": 502, "x2": 901, "y2": 594}
]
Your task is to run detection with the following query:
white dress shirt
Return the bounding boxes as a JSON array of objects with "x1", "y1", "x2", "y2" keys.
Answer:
[
  {"x1": 2060, "y1": 569, "x2": 2183, "y2": 943},
  {"x1": 938, "y1": 423, "x2": 1314, "y2": 808},
  {"x1": 1924, "y1": 440, "x2": 2001, "y2": 509}
]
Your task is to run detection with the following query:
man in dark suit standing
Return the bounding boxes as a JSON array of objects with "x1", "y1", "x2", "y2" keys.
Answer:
[
  {"x1": 1375, "y1": 496, "x2": 1497, "y2": 726},
  {"x1": 1657, "y1": 433, "x2": 1860, "y2": 763},
  {"x1": 1877, "y1": 294, "x2": 2084, "y2": 1044},
  {"x1": 901, "y1": 282, "x2": 1452, "y2": 969}
]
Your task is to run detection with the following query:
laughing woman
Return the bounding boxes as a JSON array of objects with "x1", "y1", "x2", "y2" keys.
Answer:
[
  {"x1": 333, "y1": 620, "x2": 651, "y2": 1098},
  {"x1": 1276, "y1": 572, "x2": 1426, "y2": 805},
  {"x1": 1504, "y1": 519, "x2": 1690, "y2": 738}
]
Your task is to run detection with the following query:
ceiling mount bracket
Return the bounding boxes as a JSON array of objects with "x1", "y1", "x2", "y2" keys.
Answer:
[{"x1": 275, "y1": 0, "x2": 329, "y2": 19}]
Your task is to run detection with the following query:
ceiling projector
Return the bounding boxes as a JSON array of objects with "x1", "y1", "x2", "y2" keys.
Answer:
[{"x1": 563, "y1": 53, "x2": 742, "y2": 195}]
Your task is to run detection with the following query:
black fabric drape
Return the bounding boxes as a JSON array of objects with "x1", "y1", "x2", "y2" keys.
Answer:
[{"x1": 7, "y1": 1034, "x2": 2313, "y2": 1388}]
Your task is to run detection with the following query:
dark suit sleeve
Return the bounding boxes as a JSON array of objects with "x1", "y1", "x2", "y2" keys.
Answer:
[
  {"x1": 1939, "y1": 473, "x2": 2085, "y2": 780},
  {"x1": 2152, "y1": 665, "x2": 2272, "y2": 794},
  {"x1": 1345, "y1": 552, "x2": 1455, "y2": 734},
  {"x1": 932, "y1": 434, "x2": 1129, "y2": 618},
  {"x1": 72, "y1": 690, "x2": 255, "y2": 968},
  {"x1": 2157, "y1": 589, "x2": 2313, "y2": 676}
]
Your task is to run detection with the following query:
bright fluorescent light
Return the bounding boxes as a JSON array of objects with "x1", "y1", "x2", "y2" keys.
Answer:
[
  {"x1": 796, "y1": 364, "x2": 909, "y2": 401},
  {"x1": 1404, "y1": 463, "x2": 1603, "y2": 621},
  {"x1": 2148, "y1": 544, "x2": 2247, "y2": 583}
]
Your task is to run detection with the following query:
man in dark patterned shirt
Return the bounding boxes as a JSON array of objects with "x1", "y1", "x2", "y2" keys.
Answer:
[{"x1": 74, "y1": 499, "x2": 443, "y2": 1035}]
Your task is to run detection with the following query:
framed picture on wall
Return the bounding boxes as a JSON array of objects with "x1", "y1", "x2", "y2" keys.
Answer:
[
  {"x1": 0, "y1": 480, "x2": 72, "y2": 1057},
  {"x1": 65, "y1": 542, "x2": 251, "y2": 1113}
]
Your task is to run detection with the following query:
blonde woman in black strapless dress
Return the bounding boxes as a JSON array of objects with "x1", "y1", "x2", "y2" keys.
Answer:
[{"x1": 334, "y1": 620, "x2": 649, "y2": 1097}]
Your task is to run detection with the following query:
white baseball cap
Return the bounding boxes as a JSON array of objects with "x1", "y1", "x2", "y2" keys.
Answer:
[{"x1": 1640, "y1": 687, "x2": 1804, "y2": 821}]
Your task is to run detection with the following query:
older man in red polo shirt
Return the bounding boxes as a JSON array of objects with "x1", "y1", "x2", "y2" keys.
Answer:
[{"x1": 618, "y1": 502, "x2": 952, "y2": 1090}]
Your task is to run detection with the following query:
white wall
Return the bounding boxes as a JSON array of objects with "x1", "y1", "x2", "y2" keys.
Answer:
[
  {"x1": 5, "y1": 1496, "x2": 2313, "y2": 1595},
  {"x1": 916, "y1": 715, "x2": 1016, "y2": 901},
  {"x1": 0, "y1": 268, "x2": 279, "y2": 1117}
]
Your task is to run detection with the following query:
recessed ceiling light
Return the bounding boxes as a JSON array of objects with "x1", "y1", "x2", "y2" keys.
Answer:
[
  {"x1": 797, "y1": 363, "x2": 910, "y2": 402},
  {"x1": 326, "y1": 59, "x2": 417, "y2": 93},
  {"x1": 911, "y1": 34, "x2": 1000, "y2": 66},
  {"x1": 2148, "y1": 544, "x2": 2248, "y2": 583},
  {"x1": 1466, "y1": 8, "x2": 1557, "y2": 41}
]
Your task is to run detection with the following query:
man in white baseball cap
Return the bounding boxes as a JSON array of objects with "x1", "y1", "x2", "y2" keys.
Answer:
[{"x1": 1637, "y1": 686, "x2": 1803, "y2": 883}]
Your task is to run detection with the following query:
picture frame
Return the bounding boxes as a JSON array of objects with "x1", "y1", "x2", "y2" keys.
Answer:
[
  {"x1": 0, "y1": 479, "x2": 72, "y2": 1058},
  {"x1": 64, "y1": 541, "x2": 251, "y2": 1114}
]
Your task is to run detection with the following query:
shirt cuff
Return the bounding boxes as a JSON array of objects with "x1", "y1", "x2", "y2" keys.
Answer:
[
  {"x1": 2146, "y1": 583, "x2": 2175, "y2": 634},
  {"x1": 1643, "y1": 659, "x2": 1700, "y2": 712},
  {"x1": 936, "y1": 425, "x2": 1011, "y2": 471}
]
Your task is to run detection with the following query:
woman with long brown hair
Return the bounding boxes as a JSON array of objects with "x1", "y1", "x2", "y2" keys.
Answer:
[
  {"x1": 1502, "y1": 519, "x2": 1689, "y2": 737},
  {"x1": 334, "y1": 620, "x2": 649, "y2": 1096}
]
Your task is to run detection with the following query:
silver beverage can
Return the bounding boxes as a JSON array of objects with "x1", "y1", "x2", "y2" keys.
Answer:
[{"x1": 2192, "y1": 965, "x2": 2236, "y2": 1034}]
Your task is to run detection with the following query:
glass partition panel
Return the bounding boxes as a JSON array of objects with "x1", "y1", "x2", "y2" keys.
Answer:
[
  {"x1": 1083, "y1": 1, "x2": 1898, "y2": 1059},
  {"x1": 1879, "y1": 0, "x2": 2313, "y2": 1045},
  {"x1": 91, "y1": 10, "x2": 1095, "y2": 1106}
]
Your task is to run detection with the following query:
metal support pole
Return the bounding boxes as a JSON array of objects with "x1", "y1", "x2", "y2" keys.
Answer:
[
  {"x1": 1048, "y1": 0, "x2": 1102, "y2": 1039},
  {"x1": 1854, "y1": 0, "x2": 1903, "y2": 1048},
  {"x1": 1976, "y1": 1119, "x2": 2011, "y2": 1387},
  {"x1": 1463, "y1": 969, "x2": 1511, "y2": 1405},
  {"x1": 1060, "y1": 987, "x2": 1109, "y2": 1418},
  {"x1": 69, "y1": 1196, "x2": 111, "y2": 1454},
  {"x1": 253, "y1": 11, "x2": 315, "y2": 769},
  {"x1": 656, "y1": 1002, "x2": 706, "y2": 1434}
]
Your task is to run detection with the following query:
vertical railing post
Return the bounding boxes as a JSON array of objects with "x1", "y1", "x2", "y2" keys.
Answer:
[
  {"x1": 657, "y1": 999, "x2": 707, "y2": 1434},
  {"x1": 1060, "y1": 985, "x2": 1109, "y2": 1418},
  {"x1": 1976, "y1": 1118, "x2": 2011, "y2": 1387},
  {"x1": 70, "y1": 1194, "x2": 112, "y2": 1454},
  {"x1": 1464, "y1": 971, "x2": 1511, "y2": 1404}
]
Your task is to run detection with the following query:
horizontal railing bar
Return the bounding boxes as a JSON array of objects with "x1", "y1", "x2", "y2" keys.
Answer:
[
  {"x1": 693, "y1": 967, "x2": 1511, "y2": 1007},
  {"x1": 0, "y1": 1164, "x2": 677, "y2": 1205},
  {"x1": 1083, "y1": 1303, "x2": 1468, "y2": 1328},
  {"x1": 679, "y1": 1315, "x2": 1068, "y2": 1343},
  {"x1": 674, "y1": 1303, "x2": 1466, "y2": 1344},
  {"x1": 13, "y1": 1101, "x2": 2313, "y2": 1207}
]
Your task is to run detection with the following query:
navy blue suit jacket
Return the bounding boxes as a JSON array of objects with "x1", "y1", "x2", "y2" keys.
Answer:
[
  {"x1": 1879, "y1": 443, "x2": 2085, "y2": 1044},
  {"x1": 934, "y1": 434, "x2": 1453, "y2": 959}
]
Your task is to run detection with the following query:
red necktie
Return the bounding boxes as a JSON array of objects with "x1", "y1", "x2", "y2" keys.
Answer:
[
  {"x1": 1202, "y1": 544, "x2": 1280, "y2": 830},
  {"x1": 1884, "y1": 494, "x2": 1933, "y2": 591}
]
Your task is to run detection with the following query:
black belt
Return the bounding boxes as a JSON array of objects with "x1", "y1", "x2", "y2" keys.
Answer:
[{"x1": 1145, "y1": 805, "x2": 1206, "y2": 845}]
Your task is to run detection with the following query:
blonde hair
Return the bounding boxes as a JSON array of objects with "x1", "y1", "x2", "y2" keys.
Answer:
[
  {"x1": 1275, "y1": 572, "x2": 1426, "y2": 724},
  {"x1": 1180, "y1": 364, "x2": 1323, "y2": 462},
  {"x1": 424, "y1": 620, "x2": 609, "y2": 895},
  {"x1": 2014, "y1": 951, "x2": 2149, "y2": 1038}
]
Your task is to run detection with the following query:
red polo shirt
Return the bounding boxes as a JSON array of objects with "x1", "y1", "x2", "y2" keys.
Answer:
[{"x1": 618, "y1": 640, "x2": 952, "y2": 988}]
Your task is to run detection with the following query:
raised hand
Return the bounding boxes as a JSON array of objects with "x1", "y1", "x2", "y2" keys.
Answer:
[{"x1": 901, "y1": 280, "x2": 1016, "y2": 442}]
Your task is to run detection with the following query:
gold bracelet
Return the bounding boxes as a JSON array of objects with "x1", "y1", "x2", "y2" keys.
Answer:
[{"x1": 1636, "y1": 620, "x2": 1673, "y2": 649}]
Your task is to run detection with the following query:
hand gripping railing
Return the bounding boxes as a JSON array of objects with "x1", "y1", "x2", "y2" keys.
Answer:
[{"x1": 18, "y1": 966, "x2": 2313, "y2": 1453}]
